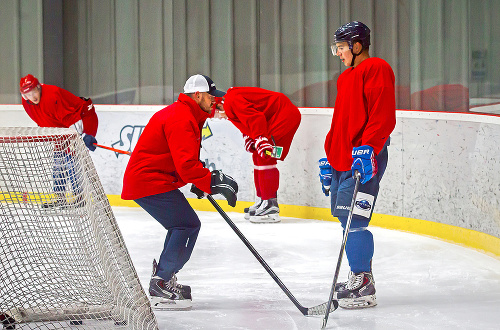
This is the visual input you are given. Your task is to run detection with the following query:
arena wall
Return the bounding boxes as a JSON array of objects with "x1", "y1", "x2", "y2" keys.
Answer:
[{"x1": 1, "y1": 105, "x2": 499, "y2": 257}]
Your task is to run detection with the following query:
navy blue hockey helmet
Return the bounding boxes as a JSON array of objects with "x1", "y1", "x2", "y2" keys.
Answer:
[{"x1": 331, "y1": 21, "x2": 371, "y2": 56}]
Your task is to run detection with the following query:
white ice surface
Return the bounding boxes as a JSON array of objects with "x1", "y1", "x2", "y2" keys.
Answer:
[{"x1": 113, "y1": 206, "x2": 500, "y2": 330}]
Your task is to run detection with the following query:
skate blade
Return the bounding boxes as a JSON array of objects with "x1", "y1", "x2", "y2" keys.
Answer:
[
  {"x1": 244, "y1": 212, "x2": 251, "y2": 220},
  {"x1": 41, "y1": 201, "x2": 64, "y2": 208},
  {"x1": 41, "y1": 200, "x2": 85, "y2": 209},
  {"x1": 150, "y1": 296, "x2": 192, "y2": 311},
  {"x1": 249, "y1": 214, "x2": 280, "y2": 223},
  {"x1": 338, "y1": 295, "x2": 377, "y2": 309}
]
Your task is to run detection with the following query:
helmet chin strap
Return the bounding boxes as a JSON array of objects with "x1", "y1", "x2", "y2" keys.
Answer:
[{"x1": 349, "y1": 46, "x2": 363, "y2": 67}]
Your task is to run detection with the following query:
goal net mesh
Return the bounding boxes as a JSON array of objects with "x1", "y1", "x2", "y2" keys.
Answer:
[{"x1": 0, "y1": 127, "x2": 158, "y2": 329}]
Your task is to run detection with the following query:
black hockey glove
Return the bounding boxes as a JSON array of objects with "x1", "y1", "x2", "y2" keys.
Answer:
[
  {"x1": 190, "y1": 184, "x2": 205, "y2": 199},
  {"x1": 211, "y1": 170, "x2": 238, "y2": 207}
]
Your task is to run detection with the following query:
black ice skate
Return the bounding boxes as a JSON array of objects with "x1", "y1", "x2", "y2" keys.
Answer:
[
  {"x1": 42, "y1": 199, "x2": 65, "y2": 208},
  {"x1": 42, "y1": 193, "x2": 85, "y2": 209},
  {"x1": 151, "y1": 259, "x2": 190, "y2": 294},
  {"x1": 334, "y1": 271, "x2": 377, "y2": 309},
  {"x1": 249, "y1": 198, "x2": 280, "y2": 223},
  {"x1": 244, "y1": 197, "x2": 262, "y2": 220},
  {"x1": 42, "y1": 191, "x2": 66, "y2": 208},
  {"x1": 149, "y1": 273, "x2": 192, "y2": 311}
]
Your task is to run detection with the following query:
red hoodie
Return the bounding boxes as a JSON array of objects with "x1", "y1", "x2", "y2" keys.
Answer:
[
  {"x1": 121, "y1": 93, "x2": 212, "y2": 200},
  {"x1": 21, "y1": 84, "x2": 98, "y2": 136}
]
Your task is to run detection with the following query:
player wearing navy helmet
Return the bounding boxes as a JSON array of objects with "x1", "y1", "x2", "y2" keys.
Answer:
[
  {"x1": 330, "y1": 21, "x2": 371, "y2": 67},
  {"x1": 319, "y1": 21, "x2": 396, "y2": 309}
]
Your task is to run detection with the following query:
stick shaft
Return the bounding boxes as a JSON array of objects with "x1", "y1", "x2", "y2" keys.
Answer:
[
  {"x1": 94, "y1": 143, "x2": 131, "y2": 155},
  {"x1": 206, "y1": 195, "x2": 308, "y2": 315},
  {"x1": 321, "y1": 172, "x2": 361, "y2": 329}
]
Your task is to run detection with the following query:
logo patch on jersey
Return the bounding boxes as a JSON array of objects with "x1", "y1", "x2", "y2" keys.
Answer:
[{"x1": 353, "y1": 192, "x2": 375, "y2": 218}]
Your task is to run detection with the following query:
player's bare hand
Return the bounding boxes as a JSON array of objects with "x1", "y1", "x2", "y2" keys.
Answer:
[{"x1": 214, "y1": 111, "x2": 227, "y2": 119}]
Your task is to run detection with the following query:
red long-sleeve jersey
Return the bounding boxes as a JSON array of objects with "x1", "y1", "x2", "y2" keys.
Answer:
[
  {"x1": 121, "y1": 93, "x2": 212, "y2": 200},
  {"x1": 325, "y1": 57, "x2": 396, "y2": 171},
  {"x1": 21, "y1": 84, "x2": 98, "y2": 136},
  {"x1": 223, "y1": 87, "x2": 301, "y2": 160}
]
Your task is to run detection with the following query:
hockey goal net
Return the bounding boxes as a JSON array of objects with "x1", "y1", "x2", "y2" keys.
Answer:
[{"x1": 0, "y1": 127, "x2": 158, "y2": 330}]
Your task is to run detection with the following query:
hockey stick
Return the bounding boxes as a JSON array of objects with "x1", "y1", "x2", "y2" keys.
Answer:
[
  {"x1": 321, "y1": 171, "x2": 361, "y2": 329},
  {"x1": 93, "y1": 143, "x2": 132, "y2": 155},
  {"x1": 205, "y1": 194, "x2": 338, "y2": 316}
]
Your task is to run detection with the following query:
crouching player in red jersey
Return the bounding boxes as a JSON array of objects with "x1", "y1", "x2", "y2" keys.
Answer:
[
  {"x1": 319, "y1": 21, "x2": 396, "y2": 309},
  {"x1": 20, "y1": 74, "x2": 98, "y2": 208},
  {"x1": 121, "y1": 74, "x2": 238, "y2": 310},
  {"x1": 214, "y1": 87, "x2": 301, "y2": 223}
]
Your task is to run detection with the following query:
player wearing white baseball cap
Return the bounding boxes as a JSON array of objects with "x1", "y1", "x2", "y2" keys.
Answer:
[
  {"x1": 183, "y1": 74, "x2": 226, "y2": 97},
  {"x1": 122, "y1": 74, "x2": 237, "y2": 310}
]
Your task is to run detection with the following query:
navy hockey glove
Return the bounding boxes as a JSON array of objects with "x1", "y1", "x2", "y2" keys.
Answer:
[
  {"x1": 255, "y1": 136, "x2": 273, "y2": 159},
  {"x1": 351, "y1": 145, "x2": 378, "y2": 184},
  {"x1": 318, "y1": 158, "x2": 332, "y2": 196},
  {"x1": 211, "y1": 170, "x2": 238, "y2": 207},
  {"x1": 82, "y1": 134, "x2": 97, "y2": 151},
  {"x1": 243, "y1": 135, "x2": 255, "y2": 153}
]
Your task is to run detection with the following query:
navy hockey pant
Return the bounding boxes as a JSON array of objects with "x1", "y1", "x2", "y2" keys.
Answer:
[
  {"x1": 53, "y1": 151, "x2": 81, "y2": 195},
  {"x1": 135, "y1": 189, "x2": 201, "y2": 280},
  {"x1": 330, "y1": 145, "x2": 388, "y2": 274}
]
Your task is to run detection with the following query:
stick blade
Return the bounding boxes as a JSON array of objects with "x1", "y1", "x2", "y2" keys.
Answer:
[{"x1": 305, "y1": 300, "x2": 339, "y2": 316}]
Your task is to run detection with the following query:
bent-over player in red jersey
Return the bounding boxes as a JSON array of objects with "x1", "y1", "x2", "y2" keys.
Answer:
[
  {"x1": 215, "y1": 87, "x2": 301, "y2": 223},
  {"x1": 20, "y1": 74, "x2": 99, "y2": 208}
]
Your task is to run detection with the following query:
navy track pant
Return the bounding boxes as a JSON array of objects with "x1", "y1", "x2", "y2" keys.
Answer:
[{"x1": 135, "y1": 189, "x2": 201, "y2": 280}]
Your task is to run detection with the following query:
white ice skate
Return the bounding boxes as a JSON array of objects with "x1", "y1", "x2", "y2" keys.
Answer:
[
  {"x1": 244, "y1": 197, "x2": 262, "y2": 220},
  {"x1": 249, "y1": 198, "x2": 280, "y2": 223}
]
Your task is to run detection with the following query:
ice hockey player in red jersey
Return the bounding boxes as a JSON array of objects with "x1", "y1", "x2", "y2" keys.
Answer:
[
  {"x1": 20, "y1": 74, "x2": 99, "y2": 208},
  {"x1": 122, "y1": 74, "x2": 238, "y2": 310},
  {"x1": 319, "y1": 21, "x2": 396, "y2": 309},
  {"x1": 215, "y1": 87, "x2": 301, "y2": 223},
  {"x1": 20, "y1": 74, "x2": 98, "y2": 147}
]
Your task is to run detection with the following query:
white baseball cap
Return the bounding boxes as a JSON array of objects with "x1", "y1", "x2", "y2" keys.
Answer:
[{"x1": 183, "y1": 74, "x2": 226, "y2": 97}]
